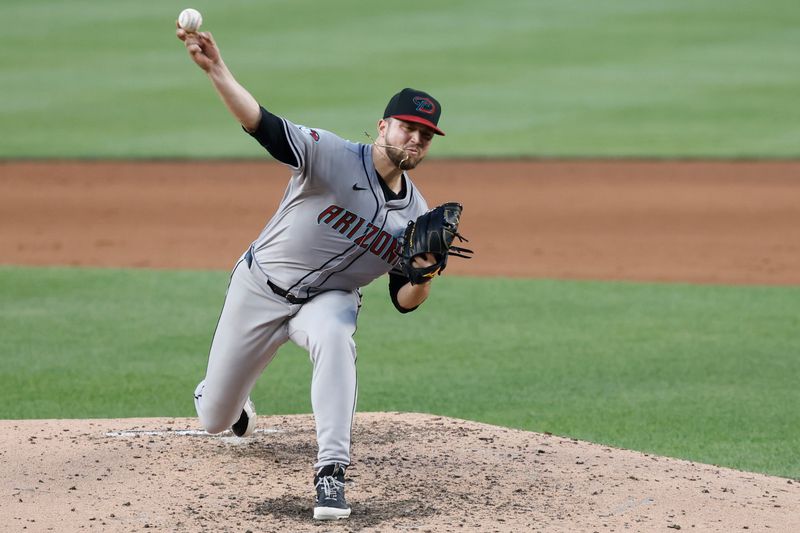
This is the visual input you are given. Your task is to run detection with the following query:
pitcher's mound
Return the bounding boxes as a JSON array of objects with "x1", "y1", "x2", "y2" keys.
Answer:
[{"x1": 3, "y1": 413, "x2": 797, "y2": 532}]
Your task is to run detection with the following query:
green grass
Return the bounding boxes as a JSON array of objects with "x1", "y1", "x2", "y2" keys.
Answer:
[
  {"x1": 1, "y1": 266, "x2": 798, "y2": 478},
  {"x1": 1, "y1": 0, "x2": 799, "y2": 157}
]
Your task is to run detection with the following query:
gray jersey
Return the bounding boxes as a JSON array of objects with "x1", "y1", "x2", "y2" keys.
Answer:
[{"x1": 250, "y1": 119, "x2": 428, "y2": 299}]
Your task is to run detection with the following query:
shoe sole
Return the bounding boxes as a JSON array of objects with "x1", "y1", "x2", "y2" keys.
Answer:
[{"x1": 313, "y1": 506, "x2": 351, "y2": 520}]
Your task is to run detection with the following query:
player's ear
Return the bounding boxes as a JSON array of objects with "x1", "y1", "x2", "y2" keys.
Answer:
[{"x1": 377, "y1": 118, "x2": 389, "y2": 138}]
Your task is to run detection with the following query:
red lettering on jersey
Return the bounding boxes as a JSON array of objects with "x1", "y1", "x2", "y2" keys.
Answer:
[
  {"x1": 317, "y1": 204, "x2": 344, "y2": 224},
  {"x1": 346, "y1": 217, "x2": 365, "y2": 239},
  {"x1": 370, "y1": 230, "x2": 392, "y2": 256},
  {"x1": 317, "y1": 206, "x2": 401, "y2": 266},
  {"x1": 382, "y1": 237, "x2": 401, "y2": 264},
  {"x1": 354, "y1": 223, "x2": 379, "y2": 249},
  {"x1": 332, "y1": 211, "x2": 358, "y2": 234}
]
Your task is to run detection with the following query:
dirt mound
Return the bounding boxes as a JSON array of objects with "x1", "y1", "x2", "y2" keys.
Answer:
[{"x1": 3, "y1": 413, "x2": 798, "y2": 532}]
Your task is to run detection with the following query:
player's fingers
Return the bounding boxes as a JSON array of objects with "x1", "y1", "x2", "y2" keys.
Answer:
[
  {"x1": 411, "y1": 253, "x2": 437, "y2": 268},
  {"x1": 183, "y1": 32, "x2": 202, "y2": 50},
  {"x1": 197, "y1": 33, "x2": 221, "y2": 61},
  {"x1": 199, "y1": 32, "x2": 215, "y2": 46}
]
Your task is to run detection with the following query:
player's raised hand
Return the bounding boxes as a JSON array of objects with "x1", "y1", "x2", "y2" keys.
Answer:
[{"x1": 176, "y1": 22, "x2": 222, "y2": 72}]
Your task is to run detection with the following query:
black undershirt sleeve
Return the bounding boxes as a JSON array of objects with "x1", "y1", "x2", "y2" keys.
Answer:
[
  {"x1": 389, "y1": 272, "x2": 419, "y2": 313},
  {"x1": 245, "y1": 106, "x2": 299, "y2": 167}
]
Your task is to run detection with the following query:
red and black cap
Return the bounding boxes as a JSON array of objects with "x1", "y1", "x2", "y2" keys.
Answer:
[{"x1": 383, "y1": 88, "x2": 445, "y2": 136}]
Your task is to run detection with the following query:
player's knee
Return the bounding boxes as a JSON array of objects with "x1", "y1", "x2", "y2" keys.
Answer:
[
  {"x1": 196, "y1": 405, "x2": 228, "y2": 434},
  {"x1": 199, "y1": 413, "x2": 231, "y2": 435},
  {"x1": 195, "y1": 393, "x2": 236, "y2": 434}
]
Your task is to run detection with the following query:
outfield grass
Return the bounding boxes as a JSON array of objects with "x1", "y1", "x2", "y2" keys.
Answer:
[
  {"x1": 1, "y1": 0, "x2": 799, "y2": 157},
  {"x1": 1, "y1": 266, "x2": 797, "y2": 479}
]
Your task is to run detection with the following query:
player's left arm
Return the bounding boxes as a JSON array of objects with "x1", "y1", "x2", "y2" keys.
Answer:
[
  {"x1": 389, "y1": 253, "x2": 436, "y2": 312},
  {"x1": 390, "y1": 202, "x2": 474, "y2": 312}
]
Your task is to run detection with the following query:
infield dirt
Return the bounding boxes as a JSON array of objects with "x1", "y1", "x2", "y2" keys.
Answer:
[
  {"x1": 1, "y1": 160, "x2": 799, "y2": 532},
  {"x1": 2, "y1": 159, "x2": 799, "y2": 284}
]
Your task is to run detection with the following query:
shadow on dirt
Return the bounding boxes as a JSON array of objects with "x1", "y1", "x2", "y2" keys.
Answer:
[{"x1": 254, "y1": 495, "x2": 437, "y2": 529}]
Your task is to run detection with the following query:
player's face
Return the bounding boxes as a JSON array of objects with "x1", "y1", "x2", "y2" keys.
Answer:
[{"x1": 380, "y1": 118, "x2": 435, "y2": 170}]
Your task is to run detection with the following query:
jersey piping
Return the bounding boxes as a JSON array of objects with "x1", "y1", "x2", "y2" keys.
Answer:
[{"x1": 281, "y1": 118, "x2": 304, "y2": 171}]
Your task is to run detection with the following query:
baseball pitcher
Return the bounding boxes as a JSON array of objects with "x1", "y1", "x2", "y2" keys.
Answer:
[{"x1": 177, "y1": 23, "x2": 470, "y2": 521}]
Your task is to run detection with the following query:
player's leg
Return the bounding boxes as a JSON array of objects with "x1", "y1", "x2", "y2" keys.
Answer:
[
  {"x1": 194, "y1": 257, "x2": 292, "y2": 434},
  {"x1": 288, "y1": 289, "x2": 361, "y2": 469},
  {"x1": 288, "y1": 288, "x2": 360, "y2": 520}
]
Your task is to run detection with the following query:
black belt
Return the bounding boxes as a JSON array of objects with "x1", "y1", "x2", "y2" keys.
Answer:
[
  {"x1": 267, "y1": 280, "x2": 310, "y2": 304},
  {"x1": 245, "y1": 248, "x2": 311, "y2": 304}
]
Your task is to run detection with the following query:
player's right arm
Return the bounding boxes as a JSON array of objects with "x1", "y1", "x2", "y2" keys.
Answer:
[
  {"x1": 177, "y1": 26, "x2": 299, "y2": 167},
  {"x1": 176, "y1": 27, "x2": 260, "y2": 132}
]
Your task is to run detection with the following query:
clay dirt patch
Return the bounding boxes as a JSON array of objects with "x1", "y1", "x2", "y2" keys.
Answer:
[
  {"x1": 2, "y1": 160, "x2": 799, "y2": 284},
  {"x1": 3, "y1": 413, "x2": 799, "y2": 532}
]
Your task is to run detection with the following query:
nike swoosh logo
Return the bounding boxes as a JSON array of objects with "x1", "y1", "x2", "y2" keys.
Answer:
[{"x1": 352, "y1": 184, "x2": 368, "y2": 191}]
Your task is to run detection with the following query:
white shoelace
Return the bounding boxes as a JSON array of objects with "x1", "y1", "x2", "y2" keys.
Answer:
[{"x1": 318, "y1": 476, "x2": 345, "y2": 500}]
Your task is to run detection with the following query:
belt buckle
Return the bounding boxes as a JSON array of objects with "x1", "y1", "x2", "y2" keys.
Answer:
[{"x1": 285, "y1": 293, "x2": 298, "y2": 304}]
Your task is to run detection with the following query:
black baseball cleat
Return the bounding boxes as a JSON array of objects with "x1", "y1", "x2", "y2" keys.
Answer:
[
  {"x1": 230, "y1": 398, "x2": 256, "y2": 437},
  {"x1": 313, "y1": 463, "x2": 351, "y2": 520}
]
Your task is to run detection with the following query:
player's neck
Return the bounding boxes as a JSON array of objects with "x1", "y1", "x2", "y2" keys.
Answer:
[
  {"x1": 372, "y1": 148, "x2": 404, "y2": 193},
  {"x1": 380, "y1": 172, "x2": 404, "y2": 194}
]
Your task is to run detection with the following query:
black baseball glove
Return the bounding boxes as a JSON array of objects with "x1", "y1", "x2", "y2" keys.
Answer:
[{"x1": 400, "y1": 202, "x2": 474, "y2": 285}]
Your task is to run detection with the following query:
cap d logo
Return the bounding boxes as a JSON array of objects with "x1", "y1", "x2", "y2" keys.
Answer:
[{"x1": 412, "y1": 96, "x2": 435, "y2": 115}]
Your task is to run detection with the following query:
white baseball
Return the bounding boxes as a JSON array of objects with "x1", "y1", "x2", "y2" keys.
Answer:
[{"x1": 178, "y1": 8, "x2": 203, "y2": 33}]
